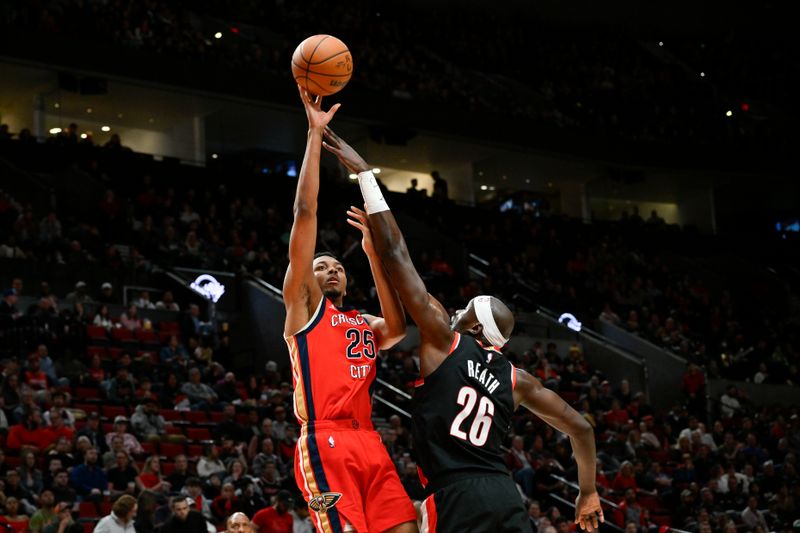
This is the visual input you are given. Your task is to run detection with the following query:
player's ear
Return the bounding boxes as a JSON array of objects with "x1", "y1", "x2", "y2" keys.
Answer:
[{"x1": 469, "y1": 322, "x2": 483, "y2": 337}]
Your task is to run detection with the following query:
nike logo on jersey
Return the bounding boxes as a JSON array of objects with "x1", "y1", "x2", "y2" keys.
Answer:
[{"x1": 467, "y1": 360, "x2": 501, "y2": 394}]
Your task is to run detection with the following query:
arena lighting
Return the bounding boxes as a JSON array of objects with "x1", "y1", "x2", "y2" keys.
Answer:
[
  {"x1": 80, "y1": 133, "x2": 87, "y2": 139},
  {"x1": 49, "y1": 127, "x2": 62, "y2": 134},
  {"x1": 214, "y1": 32, "x2": 222, "y2": 39},
  {"x1": 53, "y1": 103, "x2": 60, "y2": 109},
  {"x1": 480, "y1": 185, "x2": 488, "y2": 191},
  {"x1": 85, "y1": 107, "x2": 92, "y2": 114},
  {"x1": 190, "y1": 274, "x2": 226, "y2": 303},
  {"x1": 489, "y1": 186, "x2": 496, "y2": 191},
  {"x1": 558, "y1": 313, "x2": 582, "y2": 332},
  {"x1": 700, "y1": 72, "x2": 705, "y2": 77},
  {"x1": 101, "y1": 126, "x2": 110, "y2": 132},
  {"x1": 726, "y1": 110, "x2": 733, "y2": 117},
  {"x1": 117, "y1": 113, "x2": 124, "y2": 119},
  {"x1": 348, "y1": 174, "x2": 358, "y2": 180},
  {"x1": 658, "y1": 41, "x2": 664, "y2": 47},
  {"x1": 372, "y1": 168, "x2": 381, "y2": 174},
  {"x1": 211, "y1": 153, "x2": 219, "y2": 159}
]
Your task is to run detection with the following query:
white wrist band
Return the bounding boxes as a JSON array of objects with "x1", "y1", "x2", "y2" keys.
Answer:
[{"x1": 357, "y1": 171, "x2": 389, "y2": 214}]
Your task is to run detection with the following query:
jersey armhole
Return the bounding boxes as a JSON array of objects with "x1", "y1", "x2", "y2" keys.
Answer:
[
  {"x1": 285, "y1": 296, "x2": 326, "y2": 338},
  {"x1": 511, "y1": 365, "x2": 517, "y2": 390}
]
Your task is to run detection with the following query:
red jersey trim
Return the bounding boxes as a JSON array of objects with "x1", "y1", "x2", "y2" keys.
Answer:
[
  {"x1": 448, "y1": 332, "x2": 461, "y2": 354},
  {"x1": 511, "y1": 365, "x2": 518, "y2": 390}
]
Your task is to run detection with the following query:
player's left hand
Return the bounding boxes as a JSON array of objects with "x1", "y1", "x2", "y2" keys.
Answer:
[
  {"x1": 574, "y1": 491, "x2": 604, "y2": 532},
  {"x1": 323, "y1": 127, "x2": 370, "y2": 174},
  {"x1": 346, "y1": 206, "x2": 375, "y2": 256}
]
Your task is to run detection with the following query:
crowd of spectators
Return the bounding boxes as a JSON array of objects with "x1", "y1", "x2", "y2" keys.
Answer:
[
  {"x1": 0, "y1": 0, "x2": 792, "y2": 150},
  {"x1": 1, "y1": 121, "x2": 798, "y2": 532}
]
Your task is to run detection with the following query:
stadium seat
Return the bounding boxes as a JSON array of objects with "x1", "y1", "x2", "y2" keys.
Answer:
[
  {"x1": 83, "y1": 521, "x2": 98, "y2": 533},
  {"x1": 87, "y1": 345, "x2": 108, "y2": 359},
  {"x1": 111, "y1": 328, "x2": 134, "y2": 342},
  {"x1": 187, "y1": 444, "x2": 205, "y2": 457},
  {"x1": 79, "y1": 502, "x2": 99, "y2": 518},
  {"x1": 87, "y1": 326, "x2": 109, "y2": 344},
  {"x1": 136, "y1": 329, "x2": 158, "y2": 344},
  {"x1": 99, "y1": 502, "x2": 112, "y2": 516},
  {"x1": 74, "y1": 387, "x2": 101, "y2": 400},
  {"x1": 141, "y1": 441, "x2": 158, "y2": 456},
  {"x1": 208, "y1": 411, "x2": 226, "y2": 423},
  {"x1": 160, "y1": 442, "x2": 186, "y2": 457},
  {"x1": 159, "y1": 409, "x2": 182, "y2": 422},
  {"x1": 102, "y1": 405, "x2": 128, "y2": 419},
  {"x1": 186, "y1": 427, "x2": 212, "y2": 441},
  {"x1": 161, "y1": 461, "x2": 175, "y2": 476},
  {"x1": 184, "y1": 411, "x2": 208, "y2": 424},
  {"x1": 160, "y1": 321, "x2": 180, "y2": 333}
]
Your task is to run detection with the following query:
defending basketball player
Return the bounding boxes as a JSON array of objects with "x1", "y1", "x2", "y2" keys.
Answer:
[
  {"x1": 324, "y1": 128, "x2": 604, "y2": 533},
  {"x1": 283, "y1": 87, "x2": 418, "y2": 533}
]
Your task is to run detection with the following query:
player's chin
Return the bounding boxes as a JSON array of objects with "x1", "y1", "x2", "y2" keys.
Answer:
[{"x1": 322, "y1": 288, "x2": 343, "y2": 301}]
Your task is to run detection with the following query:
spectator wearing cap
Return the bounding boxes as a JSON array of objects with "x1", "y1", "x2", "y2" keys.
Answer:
[
  {"x1": 252, "y1": 490, "x2": 294, "y2": 533},
  {"x1": 160, "y1": 496, "x2": 208, "y2": 533},
  {"x1": 94, "y1": 494, "x2": 137, "y2": 533},
  {"x1": 77, "y1": 411, "x2": 107, "y2": 453},
  {"x1": 97, "y1": 282, "x2": 116, "y2": 304},
  {"x1": 65, "y1": 281, "x2": 92, "y2": 305},
  {"x1": 41, "y1": 502, "x2": 82, "y2": 533},
  {"x1": 130, "y1": 398, "x2": 167, "y2": 441},
  {"x1": 105, "y1": 416, "x2": 144, "y2": 455}
]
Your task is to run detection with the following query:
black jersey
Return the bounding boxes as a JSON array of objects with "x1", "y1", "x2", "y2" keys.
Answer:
[{"x1": 412, "y1": 333, "x2": 516, "y2": 491}]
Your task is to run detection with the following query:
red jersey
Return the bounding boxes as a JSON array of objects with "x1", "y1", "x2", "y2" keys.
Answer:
[{"x1": 285, "y1": 297, "x2": 377, "y2": 427}]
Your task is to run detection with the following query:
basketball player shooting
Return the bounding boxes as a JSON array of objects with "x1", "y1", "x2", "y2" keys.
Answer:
[
  {"x1": 324, "y1": 127, "x2": 604, "y2": 532},
  {"x1": 283, "y1": 87, "x2": 418, "y2": 533}
]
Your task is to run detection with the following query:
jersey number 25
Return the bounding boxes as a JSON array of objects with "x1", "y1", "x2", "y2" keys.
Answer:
[
  {"x1": 345, "y1": 328, "x2": 376, "y2": 359},
  {"x1": 449, "y1": 386, "x2": 495, "y2": 447}
]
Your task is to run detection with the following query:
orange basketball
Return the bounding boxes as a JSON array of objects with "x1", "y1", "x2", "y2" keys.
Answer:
[{"x1": 291, "y1": 34, "x2": 353, "y2": 96}]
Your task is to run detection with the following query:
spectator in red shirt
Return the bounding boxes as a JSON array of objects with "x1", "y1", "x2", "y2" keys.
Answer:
[
  {"x1": 612, "y1": 461, "x2": 638, "y2": 494},
  {"x1": 210, "y1": 482, "x2": 242, "y2": 527},
  {"x1": 24, "y1": 356, "x2": 49, "y2": 391},
  {"x1": 605, "y1": 399, "x2": 630, "y2": 430},
  {"x1": 252, "y1": 490, "x2": 294, "y2": 533},
  {"x1": 42, "y1": 410, "x2": 75, "y2": 450},
  {"x1": 6, "y1": 407, "x2": 50, "y2": 452}
]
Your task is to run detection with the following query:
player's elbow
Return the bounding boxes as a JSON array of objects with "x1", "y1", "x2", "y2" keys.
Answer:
[
  {"x1": 293, "y1": 202, "x2": 316, "y2": 219},
  {"x1": 571, "y1": 416, "x2": 594, "y2": 440}
]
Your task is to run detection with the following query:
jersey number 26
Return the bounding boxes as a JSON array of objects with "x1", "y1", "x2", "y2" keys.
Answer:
[{"x1": 449, "y1": 386, "x2": 495, "y2": 447}]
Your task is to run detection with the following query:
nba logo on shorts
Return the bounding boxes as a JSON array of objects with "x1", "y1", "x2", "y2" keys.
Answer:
[{"x1": 308, "y1": 492, "x2": 342, "y2": 513}]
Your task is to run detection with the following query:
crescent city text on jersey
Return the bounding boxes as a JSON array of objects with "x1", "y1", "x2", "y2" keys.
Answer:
[
  {"x1": 467, "y1": 360, "x2": 501, "y2": 394},
  {"x1": 331, "y1": 313, "x2": 366, "y2": 327}
]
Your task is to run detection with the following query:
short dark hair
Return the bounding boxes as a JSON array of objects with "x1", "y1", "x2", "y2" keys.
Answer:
[{"x1": 313, "y1": 251, "x2": 339, "y2": 262}]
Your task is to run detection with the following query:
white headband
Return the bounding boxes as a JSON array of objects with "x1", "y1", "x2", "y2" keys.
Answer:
[{"x1": 473, "y1": 295, "x2": 509, "y2": 348}]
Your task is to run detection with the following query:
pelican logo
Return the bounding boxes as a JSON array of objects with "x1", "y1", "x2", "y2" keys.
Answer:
[
  {"x1": 558, "y1": 312, "x2": 582, "y2": 332},
  {"x1": 308, "y1": 492, "x2": 342, "y2": 513},
  {"x1": 190, "y1": 274, "x2": 226, "y2": 303}
]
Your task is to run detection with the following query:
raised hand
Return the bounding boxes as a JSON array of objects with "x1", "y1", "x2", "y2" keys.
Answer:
[
  {"x1": 574, "y1": 491, "x2": 604, "y2": 532},
  {"x1": 322, "y1": 126, "x2": 370, "y2": 174},
  {"x1": 298, "y1": 85, "x2": 341, "y2": 131},
  {"x1": 346, "y1": 205, "x2": 375, "y2": 256}
]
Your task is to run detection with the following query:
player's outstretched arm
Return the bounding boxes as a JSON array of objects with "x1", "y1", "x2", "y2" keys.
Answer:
[
  {"x1": 514, "y1": 368, "x2": 604, "y2": 532},
  {"x1": 323, "y1": 128, "x2": 452, "y2": 362},
  {"x1": 346, "y1": 206, "x2": 406, "y2": 350},
  {"x1": 283, "y1": 86, "x2": 341, "y2": 336}
]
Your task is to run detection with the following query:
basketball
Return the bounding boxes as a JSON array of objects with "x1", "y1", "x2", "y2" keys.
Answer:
[{"x1": 291, "y1": 34, "x2": 353, "y2": 96}]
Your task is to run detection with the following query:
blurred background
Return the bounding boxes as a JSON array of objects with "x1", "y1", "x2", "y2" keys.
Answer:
[{"x1": 0, "y1": 1, "x2": 798, "y2": 532}]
